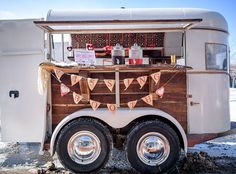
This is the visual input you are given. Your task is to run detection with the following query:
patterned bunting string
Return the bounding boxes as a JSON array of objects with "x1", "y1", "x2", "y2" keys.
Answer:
[
  {"x1": 73, "y1": 92, "x2": 83, "y2": 104},
  {"x1": 141, "y1": 94, "x2": 153, "y2": 106},
  {"x1": 127, "y1": 100, "x2": 138, "y2": 110},
  {"x1": 107, "y1": 103, "x2": 117, "y2": 112},
  {"x1": 137, "y1": 76, "x2": 148, "y2": 89},
  {"x1": 90, "y1": 99, "x2": 101, "y2": 111},
  {"x1": 54, "y1": 69, "x2": 64, "y2": 80},
  {"x1": 60, "y1": 83, "x2": 70, "y2": 96},
  {"x1": 71, "y1": 75, "x2": 82, "y2": 86},
  {"x1": 124, "y1": 78, "x2": 134, "y2": 90},
  {"x1": 151, "y1": 72, "x2": 161, "y2": 85},
  {"x1": 87, "y1": 78, "x2": 98, "y2": 91},
  {"x1": 156, "y1": 86, "x2": 165, "y2": 98},
  {"x1": 104, "y1": 79, "x2": 115, "y2": 92}
]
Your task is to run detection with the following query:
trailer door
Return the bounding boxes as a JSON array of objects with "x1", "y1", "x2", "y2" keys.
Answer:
[{"x1": 0, "y1": 19, "x2": 46, "y2": 142}]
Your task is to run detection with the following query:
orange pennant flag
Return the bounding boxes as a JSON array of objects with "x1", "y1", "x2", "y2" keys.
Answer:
[
  {"x1": 127, "y1": 100, "x2": 138, "y2": 110},
  {"x1": 137, "y1": 76, "x2": 148, "y2": 89},
  {"x1": 141, "y1": 94, "x2": 153, "y2": 106},
  {"x1": 60, "y1": 83, "x2": 70, "y2": 96},
  {"x1": 107, "y1": 103, "x2": 117, "y2": 112},
  {"x1": 54, "y1": 69, "x2": 64, "y2": 80},
  {"x1": 73, "y1": 92, "x2": 83, "y2": 104},
  {"x1": 87, "y1": 78, "x2": 98, "y2": 91},
  {"x1": 90, "y1": 99, "x2": 101, "y2": 111},
  {"x1": 71, "y1": 75, "x2": 82, "y2": 86},
  {"x1": 124, "y1": 78, "x2": 134, "y2": 90},
  {"x1": 156, "y1": 86, "x2": 165, "y2": 98},
  {"x1": 151, "y1": 72, "x2": 161, "y2": 85},
  {"x1": 104, "y1": 79, "x2": 115, "y2": 92}
]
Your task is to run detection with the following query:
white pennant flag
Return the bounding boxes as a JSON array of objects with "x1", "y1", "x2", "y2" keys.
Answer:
[
  {"x1": 54, "y1": 69, "x2": 64, "y2": 80},
  {"x1": 137, "y1": 76, "x2": 148, "y2": 89},
  {"x1": 71, "y1": 75, "x2": 82, "y2": 86},
  {"x1": 107, "y1": 103, "x2": 117, "y2": 112},
  {"x1": 87, "y1": 78, "x2": 98, "y2": 91},
  {"x1": 104, "y1": 79, "x2": 115, "y2": 92},
  {"x1": 156, "y1": 86, "x2": 165, "y2": 98},
  {"x1": 151, "y1": 72, "x2": 161, "y2": 85},
  {"x1": 124, "y1": 78, "x2": 134, "y2": 90},
  {"x1": 73, "y1": 92, "x2": 83, "y2": 104},
  {"x1": 127, "y1": 100, "x2": 138, "y2": 110},
  {"x1": 141, "y1": 94, "x2": 153, "y2": 106},
  {"x1": 60, "y1": 83, "x2": 70, "y2": 96},
  {"x1": 90, "y1": 99, "x2": 101, "y2": 111}
]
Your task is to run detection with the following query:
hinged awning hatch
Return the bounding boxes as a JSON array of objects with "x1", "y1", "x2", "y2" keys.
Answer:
[{"x1": 34, "y1": 19, "x2": 202, "y2": 34}]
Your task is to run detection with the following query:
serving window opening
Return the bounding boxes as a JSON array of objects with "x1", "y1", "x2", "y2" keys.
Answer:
[{"x1": 48, "y1": 31, "x2": 185, "y2": 66}]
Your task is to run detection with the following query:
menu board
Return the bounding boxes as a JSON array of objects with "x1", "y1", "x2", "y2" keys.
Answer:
[{"x1": 74, "y1": 49, "x2": 96, "y2": 65}]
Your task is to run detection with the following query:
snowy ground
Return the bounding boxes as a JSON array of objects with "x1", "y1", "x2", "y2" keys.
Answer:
[{"x1": 0, "y1": 88, "x2": 236, "y2": 173}]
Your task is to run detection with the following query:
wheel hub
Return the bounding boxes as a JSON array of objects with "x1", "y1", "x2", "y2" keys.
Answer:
[
  {"x1": 136, "y1": 132, "x2": 170, "y2": 166},
  {"x1": 67, "y1": 131, "x2": 101, "y2": 164}
]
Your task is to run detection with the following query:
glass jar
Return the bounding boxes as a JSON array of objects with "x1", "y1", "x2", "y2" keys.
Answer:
[
  {"x1": 111, "y1": 43, "x2": 125, "y2": 65},
  {"x1": 128, "y1": 43, "x2": 143, "y2": 64}
]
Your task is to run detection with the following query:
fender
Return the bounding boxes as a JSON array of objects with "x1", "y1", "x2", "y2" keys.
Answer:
[{"x1": 49, "y1": 107, "x2": 187, "y2": 155}]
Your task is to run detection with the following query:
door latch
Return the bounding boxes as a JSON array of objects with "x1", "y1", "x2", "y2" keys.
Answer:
[
  {"x1": 190, "y1": 101, "x2": 200, "y2": 106},
  {"x1": 9, "y1": 90, "x2": 19, "y2": 98}
]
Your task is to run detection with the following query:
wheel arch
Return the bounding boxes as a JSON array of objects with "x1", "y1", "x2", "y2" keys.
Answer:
[{"x1": 49, "y1": 108, "x2": 187, "y2": 155}]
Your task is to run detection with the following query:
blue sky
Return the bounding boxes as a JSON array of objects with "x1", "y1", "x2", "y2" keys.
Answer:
[{"x1": 0, "y1": 0, "x2": 235, "y2": 62}]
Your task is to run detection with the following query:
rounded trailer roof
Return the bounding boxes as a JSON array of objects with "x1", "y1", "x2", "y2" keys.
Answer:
[{"x1": 46, "y1": 8, "x2": 228, "y2": 32}]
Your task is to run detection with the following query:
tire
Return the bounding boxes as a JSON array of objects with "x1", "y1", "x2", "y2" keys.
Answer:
[
  {"x1": 56, "y1": 118, "x2": 112, "y2": 173},
  {"x1": 125, "y1": 120, "x2": 180, "y2": 174}
]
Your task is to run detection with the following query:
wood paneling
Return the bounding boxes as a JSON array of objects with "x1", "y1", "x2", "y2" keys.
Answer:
[{"x1": 50, "y1": 67, "x2": 187, "y2": 132}]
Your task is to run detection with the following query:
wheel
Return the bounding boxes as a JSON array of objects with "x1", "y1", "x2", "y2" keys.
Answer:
[
  {"x1": 56, "y1": 118, "x2": 112, "y2": 173},
  {"x1": 125, "y1": 120, "x2": 180, "y2": 174}
]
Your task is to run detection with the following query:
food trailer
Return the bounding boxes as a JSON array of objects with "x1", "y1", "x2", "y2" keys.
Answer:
[{"x1": 0, "y1": 8, "x2": 230, "y2": 173}]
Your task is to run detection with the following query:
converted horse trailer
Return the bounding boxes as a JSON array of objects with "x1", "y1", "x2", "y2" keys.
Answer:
[{"x1": 0, "y1": 8, "x2": 230, "y2": 173}]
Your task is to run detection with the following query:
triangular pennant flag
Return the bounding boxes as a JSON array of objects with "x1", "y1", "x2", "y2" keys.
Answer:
[
  {"x1": 151, "y1": 72, "x2": 161, "y2": 85},
  {"x1": 107, "y1": 103, "x2": 117, "y2": 112},
  {"x1": 104, "y1": 79, "x2": 115, "y2": 92},
  {"x1": 90, "y1": 99, "x2": 101, "y2": 111},
  {"x1": 124, "y1": 78, "x2": 134, "y2": 90},
  {"x1": 54, "y1": 69, "x2": 64, "y2": 80},
  {"x1": 60, "y1": 83, "x2": 70, "y2": 96},
  {"x1": 156, "y1": 86, "x2": 165, "y2": 98},
  {"x1": 73, "y1": 92, "x2": 83, "y2": 104},
  {"x1": 141, "y1": 94, "x2": 153, "y2": 106},
  {"x1": 137, "y1": 76, "x2": 148, "y2": 89},
  {"x1": 71, "y1": 75, "x2": 82, "y2": 86},
  {"x1": 87, "y1": 78, "x2": 98, "y2": 91},
  {"x1": 127, "y1": 100, "x2": 138, "y2": 110}
]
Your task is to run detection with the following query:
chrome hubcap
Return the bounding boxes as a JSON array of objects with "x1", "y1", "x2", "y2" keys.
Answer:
[
  {"x1": 67, "y1": 131, "x2": 101, "y2": 164},
  {"x1": 136, "y1": 132, "x2": 170, "y2": 166}
]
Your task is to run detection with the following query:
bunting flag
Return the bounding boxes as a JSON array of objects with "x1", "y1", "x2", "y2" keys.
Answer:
[
  {"x1": 107, "y1": 103, "x2": 117, "y2": 112},
  {"x1": 71, "y1": 75, "x2": 82, "y2": 86},
  {"x1": 151, "y1": 72, "x2": 161, "y2": 85},
  {"x1": 87, "y1": 78, "x2": 98, "y2": 91},
  {"x1": 127, "y1": 100, "x2": 138, "y2": 110},
  {"x1": 90, "y1": 99, "x2": 101, "y2": 111},
  {"x1": 54, "y1": 69, "x2": 64, "y2": 80},
  {"x1": 137, "y1": 76, "x2": 148, "y2": 89},
  {"x1": 124, "y1": 78, "x2": 134, "y2": 90},
  {"x1": 73, "y1": 92, "x2": 83, "y2": 104},
  {"x1": 141, "y1": 94, "x2": 153, "y2": 106},
  {"x1": 60, "y1": 83, "x2": 70, "y2": 96},
  {"x1": 104, "y1": 79, "x2": 115, "y2": 92},
  {"x1": 156, "y1": 86, "x2": 165, "y2": 98}
]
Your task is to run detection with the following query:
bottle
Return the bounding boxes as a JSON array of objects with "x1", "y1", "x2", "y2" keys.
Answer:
[
  {"x1": 128, "y1": 43, "x2": 143, "y2": 64},
  {"x1": 111, "y1": 43, "x2": 125, "y2": 65}
]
